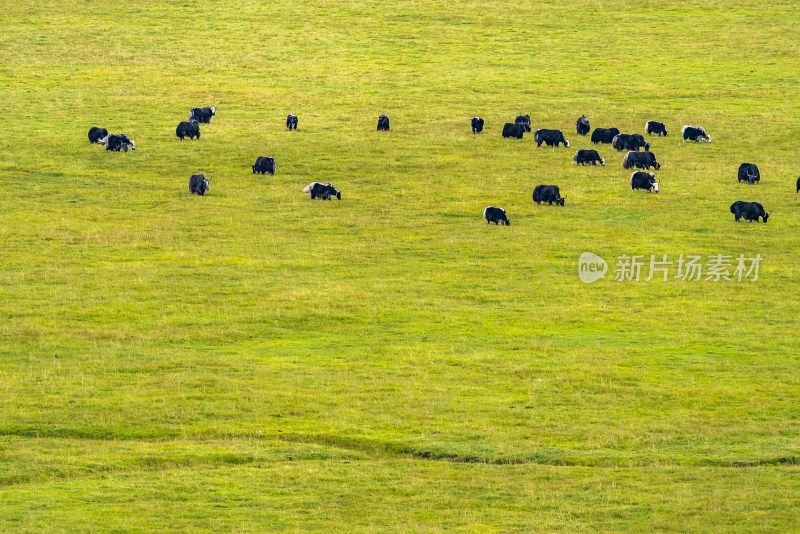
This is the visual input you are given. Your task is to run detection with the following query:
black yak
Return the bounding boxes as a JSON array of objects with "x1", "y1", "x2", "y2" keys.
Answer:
[
  {"x1": 576, "y1": 115, "x2": 590, "y2": 135},
  {"x1": 88, "y1": 127, "x2": 108, "y2": 144},
  {"x1": 483, "y1": 206, "x2": 510, "y2": 225},
  {"x1": 737, "y1": 163, "x2": 760, "y2": 184},
  {"x1": 645, "y1": 121, "x2": 668, "y2": 136},
  {"x1": 502, "y1": 123, "x2": 525, "y2": 139},
  {"x1": 189, "y1": 174, "x2": 211, "y2": 195},
  {"x1": 98, "y1": 134, "x2": 135, "y2": 152},
  {"x1": 623, "y1": 151, "x2": 661, "y2": 170},
  {"x1": 377, "y1": 115, "x2": 390, "y2": 131},
  {"x1": 287, "y1": 114, "x2": 298, "y2": 130},
  {"x1": 630, "y1": 171, "x2": 659, "y2": 193},
  {"x1": 251, "y1": 156, "x2": 276, "y2": 175},
  {"x1": 534, "y1": 129, "x2": 569, "y2": 147},
  {"x1": 682, "y1": 125, "x2": 711, "y2": 143},
  {"x1": 176, "y1": 120, "x2": 200, "y2": 140},
  {"x1": 532, "y1": 185, "x2": 566, "y2": 206},
  {"x1": 731, "y1": 201, "x2": 769, "y2": 222},
  {"x1": 188, "y1": 107, "x2": 216, "y2": 123},
  {"x1": 303, "y1": 182, "x2": 341, "y2": 200},
  {"x1": 612, "y1": 133, "x2": 649, "y2": 152},
  {"x1": 471, "y1": 117, "x2": 484, "y2": 134},
  {"x1": 515, "y1": 114, "x2": 531, "y2": 132},
  {"x1": 573, "y1": 149, "x2": 604, "y2": 166},
  {"x1": 590, "y1": 127, "x2": 619, "y2": 144}
]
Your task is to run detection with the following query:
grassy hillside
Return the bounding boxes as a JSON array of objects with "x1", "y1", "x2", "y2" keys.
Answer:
[{"x1": 1, "y1": 0, "x2": 799, "y2": 531}]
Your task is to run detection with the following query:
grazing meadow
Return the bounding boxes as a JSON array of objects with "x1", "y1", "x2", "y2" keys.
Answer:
[{"x1": 1, "y1": 0, "x2": 799, "y2": 531}]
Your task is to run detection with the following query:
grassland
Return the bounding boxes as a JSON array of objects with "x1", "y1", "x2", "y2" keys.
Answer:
[{"x1": 1, "y1": 0, "x2": 799, "y2": 531}]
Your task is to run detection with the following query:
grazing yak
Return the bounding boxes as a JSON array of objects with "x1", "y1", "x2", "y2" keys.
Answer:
[
  {"x1": 471, "y1": 117, "x2": 484, "y2": 134},
  {"x1": 612, "y1": 133, "x2": 649, "y2": 152},
  {"x1": 515, "y1": 114, "x2": 531, "y2": 132},
  {"x1": 630, "y1": 171, "x2": 659, "y2": 193},
  {"x1": 534, "y1": 129, "x2": 569, "y2": 148},
  {"x1": 730, "y1": 201, "x2": 770, "y2": 222},
  {"x1": 532, "y1": 185, "x2": 566, "y2": 206},
  {"x1": 377, "y1": 115, "x2": 390, "y2": 131},
  {"x1": 303, "y1": 182, "x2": 341, "y2": 200},
  {"x1": 738, "y1": 163, "x2": 760, "y2": 184},
  {"x1": 251, "y1": 156, "x2": 276, "y2": 175},
  {"x1": 88, "y1": 127, "x2": 108, "y2": 144},
  {"x1": 286, "y1": 114, "x2": 298, "y2": 130},
  {"x1": 188, "y1": 107, "x2": 216, "y2": 123},
  {"x1": 483, "y1": 206, "x2": 510, "y2": 225},
  {"x1": 590, "y1": 127, "x2": 619, "y2": 144},
  {"x1": 623, "y1": 150, "x2": 661, "y2": 170},
  {"x1": 797, "y1": 176, "x2": 800, "y2": 193},
  {"x1": 502, "y1": 123, "x2": 525, "y2": 139},
  {"x1": 98, "y1": 134, "x2": 135, "y2": 152},
  {"x1": 573, "y1": 149, "x2": 604, "y2": 166},
  {"x1": 646, "y1": 121, "x2": 668, "y2": 136},
  {"x1": 576, "y1": 115, "x2": 590, "y2": 136},
  {"x1": 176, "y1": 120, "x2": 200, "y2": 140},
  {"x1": 189, "y1": 174, "x2": 211, "y2": 195},
  {"x1": 682, "y1": 125, "x2": 711, "y2": 143}
]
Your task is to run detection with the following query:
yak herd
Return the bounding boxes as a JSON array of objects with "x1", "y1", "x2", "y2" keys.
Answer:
[{"x1": 86, "y1": 109, "x2": 795, "y2": 223}]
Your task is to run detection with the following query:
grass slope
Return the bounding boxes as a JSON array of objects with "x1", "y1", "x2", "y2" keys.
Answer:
[{"x1": 1, "y1": 0, "x2": 799, "y2": 531}]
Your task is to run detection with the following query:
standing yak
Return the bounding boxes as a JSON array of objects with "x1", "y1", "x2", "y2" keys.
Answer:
[
  {"x1": 576, "y1": 115, "x2": 590, "y2": 136},
  {"x1": 573, "y1": 149, "x2": 604, "y2": 166},
  {"x1": 251, "y1": 156, "x2": 276, "y2": 175},
  {"x1": 303, "y1": 182, "x2": 341, "y2": 200},
  {"x1": 88, "y1": 127, "x2": 108, "y2": 144},
  {"x1": 98, "y1": 134, "x2": 135, "y2": 152},
  {"x1": 682, "y1": 125, "x2": 711, "y2": 143},
  {"x1": 646, "y1": 121, "x2": 668, "y2": 136},
  {"x1": 471, "y1": 117, "x2": 484, "y2": 134},
  {"x1": 287, "y1": 114, "x2": 298, "y2": 130},
  {"x1": 737, "y1": 163, "x2": 760, "y2": 184},
  {"x1": 188, "y1": 107, "x2": 216, "y2": 123},
  {"x1": 377, "y1": 115, "x2": 390, "y2": 131},
  {"x1": 532, "y1": 185, "x2": 566, "y2": 206},
  {"x1": 176, "y1": 120, "x2": 200, "y2": 140},
  {"x1": 483, "y1": 206, "x2": 510, "y2": 225},
  {"x1": 502, "y1": 123, "x2": 525, "y2": 139},
  {"x1": 189, "y1": 174, "x2": 211, "y2": 195},
  {"x1": 534, "y1": 129, "x2": 569, "y2": 147},
  {"x1": 731, "y1": 201, "x2": 770, "y2": 222},
  {"x1": 623, "y1": 151, "x2": 661, "y2": 170},
  {"x1": 591, "y1": 127, "x2": 619, "y2": 144},
  {"x1": 515, "y1": 114, "x2": 531, "y2": 132},
  {"x1": 612, "y1": 133, "x2": 649, "y2": 152},
  {"x1": 630, "y1": 171, "x2": 659, "y2": 193}
]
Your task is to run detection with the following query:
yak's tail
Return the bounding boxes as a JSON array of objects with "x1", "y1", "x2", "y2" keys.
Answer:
[{"x1": 302, "y1": 183, "x2": 314, "y2": 193}]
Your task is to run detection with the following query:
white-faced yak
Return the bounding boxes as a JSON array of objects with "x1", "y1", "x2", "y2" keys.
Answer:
[
  {"x1": 97, "y1": 134, "x2": 135, "y2": 152},
  {"x1": 189, "y1": 174, "x2": 211, "y2": 195},
  {"x1": 630, "y1": 171, "x2": 659, "y2": 193},
  {"x1": 188, "y1": 107, "x2": 216, "y2": 123}
]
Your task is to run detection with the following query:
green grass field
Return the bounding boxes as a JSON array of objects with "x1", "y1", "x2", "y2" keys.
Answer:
[{"x1": 1, "y1": 0, "x2": 799, "y2": 531}]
